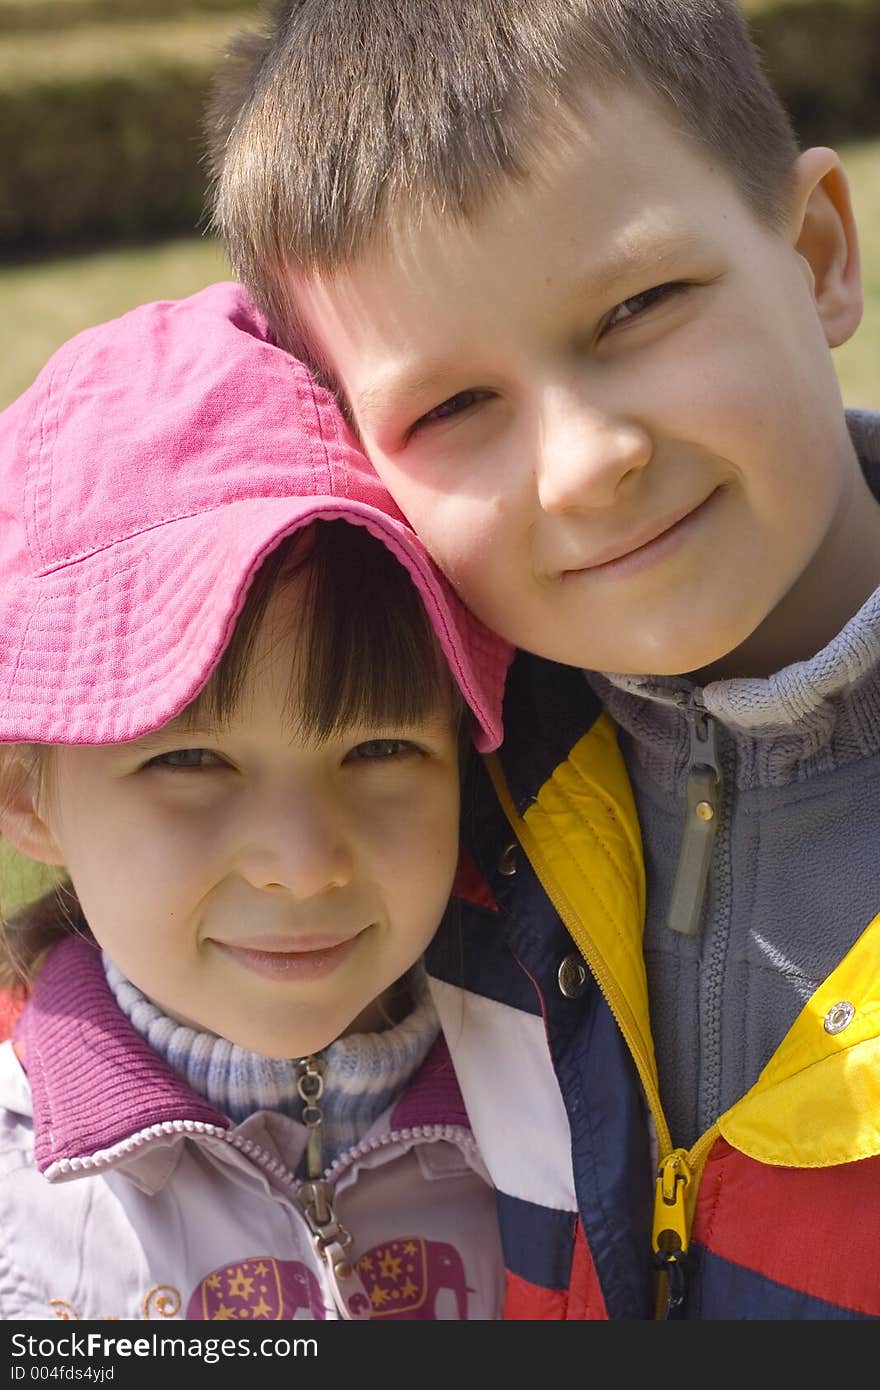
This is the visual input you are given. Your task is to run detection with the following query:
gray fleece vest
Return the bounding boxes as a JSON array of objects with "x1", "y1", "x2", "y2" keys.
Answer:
[{"x1": 588, "y1": 410, "x2": 880, "y2": 1151}]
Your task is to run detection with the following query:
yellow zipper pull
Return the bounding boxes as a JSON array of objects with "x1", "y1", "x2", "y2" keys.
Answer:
[{"x1": 652, "y1": 1149, "x2": 692, "y2": 1316}]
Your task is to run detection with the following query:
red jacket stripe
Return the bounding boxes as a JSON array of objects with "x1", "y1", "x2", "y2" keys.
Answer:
[{"x1": 693, "y1": 1138, "x2": 880, "y2": 1317}]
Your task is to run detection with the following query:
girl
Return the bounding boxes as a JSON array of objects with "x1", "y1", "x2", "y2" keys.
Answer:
[{"x1": 0, "y1": 282, "x2": 510, "y2": 1322}]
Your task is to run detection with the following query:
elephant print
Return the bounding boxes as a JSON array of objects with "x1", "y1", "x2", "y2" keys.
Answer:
[
  {"x1": 187, "y1": 1239, "x2": 472, "y2": 1320},
  {"x1": 187, "y1": 1257, "x2": 327, "y2": 1320},
  {"x1": 356, "y1": 1238, "x2": 472, "y2": 1319}
]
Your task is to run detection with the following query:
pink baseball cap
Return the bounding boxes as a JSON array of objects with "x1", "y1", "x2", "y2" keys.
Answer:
[{"x1": 0, "y1": 281, "x2": 510, "y2": 750}]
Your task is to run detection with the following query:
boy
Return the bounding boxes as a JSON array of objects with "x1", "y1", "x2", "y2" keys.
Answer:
[{"x1": 207, "y1": 0, "x2": 880, "y2": 1318}]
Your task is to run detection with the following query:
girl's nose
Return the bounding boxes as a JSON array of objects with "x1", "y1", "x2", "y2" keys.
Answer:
[
  {"x1": 237, "y1": 793, "x2": 354, "y2": 898},
  {"x1": 535, "y1": 394, "x2": 653, "y2": 513}
]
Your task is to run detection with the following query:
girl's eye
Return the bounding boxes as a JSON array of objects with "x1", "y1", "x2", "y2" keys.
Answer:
[
  {"x1": 603, "y1": 281, "x2": 688, "y2": 332},
  {"x1": 411, "y1": 388, "x2": 491, "y2": 434},
  {"x1": 144, "y1": 748, "x2": 225, "y2": 771},
  {"x1": 346, "y1": 739, "x2": 418, "y2": 762}
]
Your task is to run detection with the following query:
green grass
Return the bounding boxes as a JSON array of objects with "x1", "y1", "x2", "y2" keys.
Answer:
[
  {"x1": 1, "y1": 234, "x2": 231, "y2": 407},
  {"x1": 0, "y1": 842, "x2": 59, "y2": 914},
  {"x1": 0, "y1": 0, "x2": 261, "y2": 33},
  {"x1": 0, "y1": 11, "x2": 257, "y2": 86}
]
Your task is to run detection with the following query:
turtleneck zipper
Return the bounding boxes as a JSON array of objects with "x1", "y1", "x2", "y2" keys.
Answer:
[
  {"x1": 294, "y1": 1054, "x2": 372, "y2": 1320},
  {"x1": 639, "y1": 685, "x2": 737, "y2": 1129},
  {"x1": 665, "y1": 691, "x2": 723, "y2": 937}
]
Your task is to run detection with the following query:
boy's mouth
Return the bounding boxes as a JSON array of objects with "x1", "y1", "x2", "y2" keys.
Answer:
[{"x1": 561, "y1": 489, "x2": 720, "y2": 580}]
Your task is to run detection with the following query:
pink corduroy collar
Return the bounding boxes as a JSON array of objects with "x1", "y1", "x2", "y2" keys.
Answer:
[{"x1": 14, "y1": 935, "x2": 467, "y2": 1175}]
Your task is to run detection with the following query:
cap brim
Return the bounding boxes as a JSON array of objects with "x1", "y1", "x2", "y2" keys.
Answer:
[{"x1": 0, "y1": 497, "x2": 509, "y2": 751}]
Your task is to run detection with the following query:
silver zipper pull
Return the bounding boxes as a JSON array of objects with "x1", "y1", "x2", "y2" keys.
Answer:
[
  {"x1": 297, "y1": 1055, "x2": 325, "y2": 1179},
  {"x1": 320, "y1": 1239, "x2": 373, "y2": 1320},
  {"x1": 295, "y1": 1056, "x2": 372, "y2": 1320},
  {"x1": 665, "y1": 693, "x2": 722, "y2": 937},
  {"x1": 297, "y1": 1180, "x2": 372, "y2": 1319}
]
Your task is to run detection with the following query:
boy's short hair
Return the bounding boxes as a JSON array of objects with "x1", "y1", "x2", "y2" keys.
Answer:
[{"x1": 207, "y1": 0, "x2": 800, "y2": 351}]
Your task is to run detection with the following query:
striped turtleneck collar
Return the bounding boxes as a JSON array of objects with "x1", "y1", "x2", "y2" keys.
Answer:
[{"x1": 103, "y1": 954, "x2": 440, "y2": 1171}]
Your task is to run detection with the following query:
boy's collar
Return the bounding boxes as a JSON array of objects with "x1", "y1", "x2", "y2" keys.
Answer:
[{"x1": 593, "y1": 408, "x2": 880, "y2": 731}]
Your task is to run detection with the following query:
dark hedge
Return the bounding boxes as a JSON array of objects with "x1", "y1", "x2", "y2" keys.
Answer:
[{"x1": 1, "y1": 0, "x2": 878, "y2": 253}]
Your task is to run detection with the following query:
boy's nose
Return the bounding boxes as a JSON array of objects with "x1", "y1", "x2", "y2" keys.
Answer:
[
  {"x1": 237, "y1": 794, "x2": 354, "y2": 899},
  {"x1": 535, "y1": 396, "x2": 653, "y2": 513}
]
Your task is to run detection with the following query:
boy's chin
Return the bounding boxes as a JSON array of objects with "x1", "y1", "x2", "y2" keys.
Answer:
[{"x1": 564, "y1": 626, "x2": 757, "y2": 682}]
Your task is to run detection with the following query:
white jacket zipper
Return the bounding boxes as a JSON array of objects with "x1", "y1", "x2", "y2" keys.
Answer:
[
  {"x1": 293, "y1": 1055, "x2": 372, "y2": 1320},
  {"x1": 50, "y1": 1080, "x2": 478, "y2": 1320}
]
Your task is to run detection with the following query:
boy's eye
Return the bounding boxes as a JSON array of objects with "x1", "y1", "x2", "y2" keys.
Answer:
[
  {"x1": 345, "y1": 738, "x2": 419, "y2": 762},
  {"x1": 144, "y1": 748, "x2": 226, "y2": 771},
  {"x1": 603, "y1": 281, "x2": 688, "y2": 332},
  {"x1": 411, "y1": 388, "x2": 491, "y2": 434}
]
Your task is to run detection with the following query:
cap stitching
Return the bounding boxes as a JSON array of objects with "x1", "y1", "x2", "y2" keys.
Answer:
[
  {"x1": 25, "y1": 345, "x2": 71, "y2": 570},
  {"x1": 29, "y1": 500, "x2": 298, "y2": 577},
  {"x1": 298, "y1": 364, "x2": 329, "y2": 494},
  {"x1": 2, "y1": 597, "x2": 40, "y2": 710},
  {"x1": 308, "y1": 373, "x2": 346, "y2": 495}
]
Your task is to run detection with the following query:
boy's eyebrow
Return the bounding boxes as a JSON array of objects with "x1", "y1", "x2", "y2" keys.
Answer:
[
  {"x1": 354, "y1": 370, "x2": 460, "y2": 424},
  {"x1": 568, "y1": 227, "x2": 706, "y2": 303},
  {"x1": 353, "y1": 227, "x2": 706, "y2": 423}
]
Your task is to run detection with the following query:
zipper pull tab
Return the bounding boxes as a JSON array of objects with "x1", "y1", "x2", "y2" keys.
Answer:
[
  {"x1": 296, "y1": 1055, "x2": 325, "y2": 1179},
  {"x1": 294, "y1": 1059, "x2": 371, "y2": 1320},
  {"x1": 322, "y1": 1240, "x2": 373, "y2": 1321},
  {"x1": 297, "y1": 1180, "x2": 372, "y2": 1320},
  {"x1": 665, "y1": 693, "x2": 722, "y2": 936},
  {"x1": 652, "y1": 1149, "x2": 692, "y2": 1317}
]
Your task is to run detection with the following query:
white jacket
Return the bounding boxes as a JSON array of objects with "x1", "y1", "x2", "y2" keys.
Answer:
[{"x1": 0, "y1": 937, "x2": 503, "y2": 1322}]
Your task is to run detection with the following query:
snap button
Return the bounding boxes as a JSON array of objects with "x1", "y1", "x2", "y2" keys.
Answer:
[
  {"x1": 497, "y1": 842, "x2": 518, "y2": 876},
  {"x1": 557, "y1": 954, "x2": 587, "y2": 998},
  {"x1": 823, "y1": 1000, "x2": 855, "y2": 1035}
]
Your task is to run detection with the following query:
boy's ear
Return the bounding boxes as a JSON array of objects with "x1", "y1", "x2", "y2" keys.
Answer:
[
  {"x1": 788, "y1": 147, "x2": 863, "y2": 349},
  {"x1": 0, "y1": 755, "x2": 65, "y2": 867}
]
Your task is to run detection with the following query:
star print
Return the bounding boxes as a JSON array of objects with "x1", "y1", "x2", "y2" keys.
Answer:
[
  {"x1": 227, "y1": 1270, "x2": 255, "y2": 1299},
  {"x1": 379, "y1": 1251, "x2": 402, "y2": 1282}
]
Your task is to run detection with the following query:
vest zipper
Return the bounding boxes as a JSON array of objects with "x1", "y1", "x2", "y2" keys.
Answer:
[
  {"x1": 665, "y1": 691, "x2": 723, "y2": 937},
  {"x1": 651, "y1": 1125, "x2": 718, "y2": 1318},
  {"x1": 294, "y1": 1055, "x2": 372, "y2": 1320},
  {"x1": 485, "y1": 725, "x2": 723, "y2": 1316}
]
